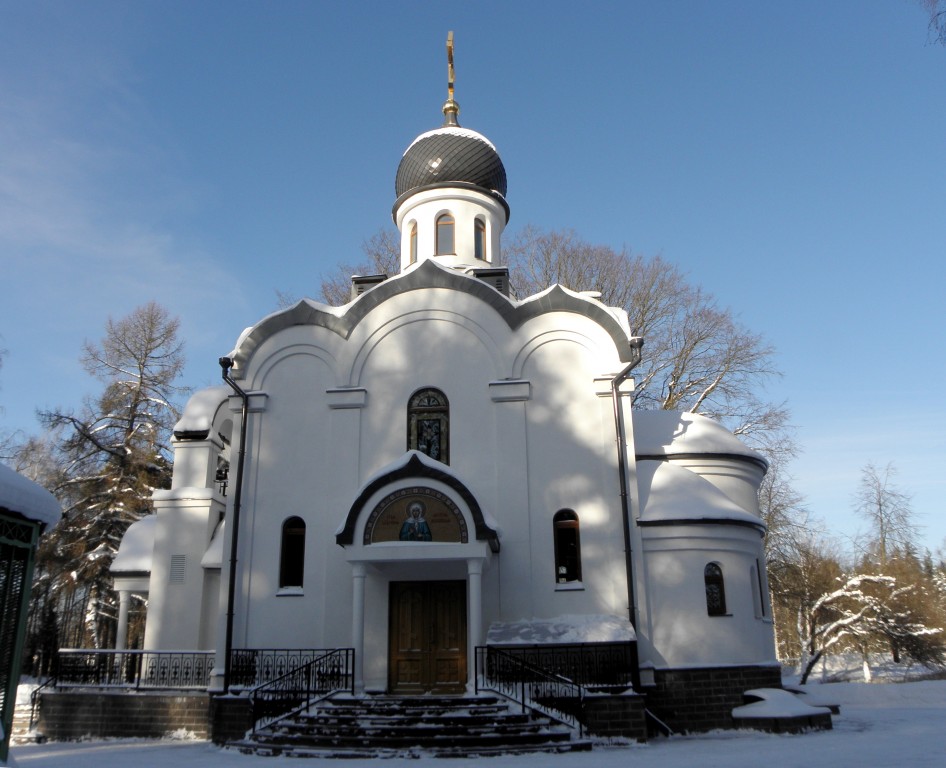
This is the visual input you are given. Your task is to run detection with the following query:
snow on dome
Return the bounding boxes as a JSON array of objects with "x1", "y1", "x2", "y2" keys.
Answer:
[
  {"x1": 403, "y1": 126, "x2": 498, "y2": 154},
  {"x1": 0, "y1": 461, "x2": 61, "y2": 529},
  {"x1": 487, "y1": 614, "x2": 636, "y2": 645},
  {"x1": 633, "y1": 410, "x2": 765, "y2": 465},
  {"x1": 637, "y1": 460, "x2": 764, "y2": 528},
  {"x1": 173, "y1": 385, "x2": 230, "y2": 438},
  {"x1": 110, "y1": 514, "x2": 156, "y2": 573}
]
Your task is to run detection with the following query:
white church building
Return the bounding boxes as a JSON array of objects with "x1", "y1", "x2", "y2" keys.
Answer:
[{"x1": 112, "y1": 52, "x2": 783, "y2": 739}]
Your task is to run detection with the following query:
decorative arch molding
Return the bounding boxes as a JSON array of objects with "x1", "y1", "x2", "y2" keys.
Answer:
[
  {"x1": 511, "y1": 329, "x2": 611, "y2": 380},
  {"x1": 251, "y1": 343, "x2": 339, "y2": 392},
  {"x1": 347, "y1": 309, "x2": 504, "y2": 387},
  {"x1": 336, "y1": 452, "x2": 500, "y2": 553},
  {"x1": 226, "y1": 259, "x2": 636, "y2": 378}
]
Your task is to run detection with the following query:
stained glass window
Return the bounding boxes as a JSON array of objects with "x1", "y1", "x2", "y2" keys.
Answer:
[
  {"x1": 408, "y1": 388, "x2": 449, "y2": 464},
  {"x1": 704, "y1": 562, "x2": 727, "y2": 616}
]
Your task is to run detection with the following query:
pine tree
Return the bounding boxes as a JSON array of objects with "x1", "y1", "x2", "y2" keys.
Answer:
[{"x1": 33, "y1": 302, "x2": 187, "y2": 648}]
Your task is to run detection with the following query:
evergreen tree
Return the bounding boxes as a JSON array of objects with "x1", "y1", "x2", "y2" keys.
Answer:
[{"x1": 32, "y1": 302, "x2": 187, "y2": 648}]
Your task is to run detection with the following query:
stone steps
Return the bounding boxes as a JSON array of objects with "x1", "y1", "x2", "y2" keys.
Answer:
[{"x1": 230, "y1": 694, "x2": 591, "y2": 757}]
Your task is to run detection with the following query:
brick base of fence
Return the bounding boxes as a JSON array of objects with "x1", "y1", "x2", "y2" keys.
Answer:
[
  {"x1": 643, "y1": 664, "x2": 783, "y2": 733},
  {"x1": 37, "y1": 690, "x2": 210, "y2": 741}
]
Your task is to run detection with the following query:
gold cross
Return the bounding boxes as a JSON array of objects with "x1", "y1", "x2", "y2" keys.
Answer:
[{"x1": 447, "y1": 31, "x2": 455, "y2": 101}]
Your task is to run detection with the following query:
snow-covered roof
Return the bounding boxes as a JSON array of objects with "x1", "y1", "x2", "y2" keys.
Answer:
[
  {"x1": 487, "y1": 614, "x2": 636, "y2": 644},
  {"x1": 110, "y1": 515, "x2": 156, "y2": 573},
  {"x1": 633, "y1": 410, "x2": 766, "y2": 465},
  {"x1": 173, "y1": 385, "x2": 231, "y2": 439},
  {"x1": 0, "y1": 461, "x2": 61, "y2": 528},
  {"x1": 636, "y1": 460, "x2": 764, "y2": 528}
]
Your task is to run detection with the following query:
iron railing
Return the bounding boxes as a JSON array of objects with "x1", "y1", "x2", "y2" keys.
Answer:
[
  {"x1": 228, "y1": 648, "x2": 350, "y2": 688},
  {"x1": 54, "y1": 649, "x2": 215, "y2": 689},
  {"x1": 487, "y1": 641, "x2": 638, "y2": 690},
  {"x1": 248, "y1": 648, "x2": 354, "y2": 732},
  {"x1": 475, "y1": 646, "x2": 584, "y2": 737}
]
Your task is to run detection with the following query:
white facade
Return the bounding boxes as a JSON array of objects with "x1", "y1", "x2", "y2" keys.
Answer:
[{"x1": 122, "y1": 98, "x2": 776, "y2": 697}]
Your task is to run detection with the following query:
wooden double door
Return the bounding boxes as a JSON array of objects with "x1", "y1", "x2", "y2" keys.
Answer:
[{"x1": 388, "y1": 580, "x2": 467, "y2": 694}]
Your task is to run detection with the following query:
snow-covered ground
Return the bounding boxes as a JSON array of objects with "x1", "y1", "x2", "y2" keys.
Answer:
[{"x1": 9, "y1": 676, "x2": 946, "y2": 768}]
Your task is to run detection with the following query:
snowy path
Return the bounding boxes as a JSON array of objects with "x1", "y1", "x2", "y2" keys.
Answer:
[{"x1": 9, "y1": 681, "x2": 946, "y2": 768}]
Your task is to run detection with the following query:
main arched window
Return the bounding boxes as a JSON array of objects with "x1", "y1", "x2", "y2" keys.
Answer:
[
  {"x1": 409, "y1": 221, "x2": 417, "y2": 264},
  {"x1": 408, "y1": 388, "x2": 449, "y2": 464},
  {"x1": 553, "y1": 510, "x2": 582, "y2": 583},
  {"x1": 704, "y1": 562, "x2": 727, "y2": 616},
  {"x1": 474, "y1": 218, "x2": 486, "y2": 260},
  {"x1": 435, "y1": 213, "x2": 455, "y2": 255},
  {"x1": 279, "y1": 516, "x2": 306, "y2": 589}
]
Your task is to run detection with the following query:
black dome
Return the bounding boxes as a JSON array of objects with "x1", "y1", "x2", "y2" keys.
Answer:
[{"x1": 395, "y1": 127, "x2": 507, "y2": 201}]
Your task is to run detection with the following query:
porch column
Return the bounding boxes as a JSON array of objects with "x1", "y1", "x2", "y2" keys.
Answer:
[
  {"x1": 351, "y1": 562, "x2": 367, "y2": 695},
  {"x1": 467, "y1": 558, "x2": 484, "y2": 688},
  {"x1": 115, "y1": 589, "x2": 132, "y2": 651}
]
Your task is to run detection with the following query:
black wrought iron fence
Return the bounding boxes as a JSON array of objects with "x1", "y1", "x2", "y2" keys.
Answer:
[
  {"x1": 248, "y1": 648, "x2": 354, "y2": 732},
  {"x1": 228, "y1": 648, "x2": 347, "y2": 688},
  {"x1": 475, "y1": 646, "x2": 584, "y2": 736},
  {"x1": 53, "y1": 649, "x2": 215, "y2": 689}
]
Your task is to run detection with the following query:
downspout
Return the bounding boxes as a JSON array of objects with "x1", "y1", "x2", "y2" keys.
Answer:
[
  {"x1": 219, "y1": 356, "x2": 248, "y2": 693},
  {"x1": 611, "y1": 337, "x2": 643, "y2": 629}
]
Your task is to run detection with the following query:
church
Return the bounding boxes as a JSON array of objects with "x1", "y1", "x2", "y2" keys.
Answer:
[{"x1": 112, "y1": 38, "x2": 786, "y2": 740}]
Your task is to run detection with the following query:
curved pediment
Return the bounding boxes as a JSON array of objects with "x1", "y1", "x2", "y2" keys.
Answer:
[
  {"x1": 336, "y1": 451, "x2": 500, "y2": 553},
  {"x1": 227, "y1": 259, "x2": 635, "y2": 376}
]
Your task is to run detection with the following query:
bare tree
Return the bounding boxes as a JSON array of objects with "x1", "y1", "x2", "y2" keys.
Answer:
[
  {"x1": 318, "y1": 230, "x2": 400, "y2": 305},
  {"x1": 505, "y1": 227, "x2": 786, "y2": 441},
  {"x1": 854, "y1": 462, "x2": 917, "y2": 567},
  {"x1": 922, "y1": 0, "x2": 946, "y2": 44}
]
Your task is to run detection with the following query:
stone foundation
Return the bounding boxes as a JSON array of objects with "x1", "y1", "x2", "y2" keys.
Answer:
[
  {"x1": 644, "y1": 664, "x2": 783, "y2": 733},
  {"x1": 37, "y1": 690, "x2": 210, "y2": 741},
  {"x1": 209, "y1": 694, "x2": 253, "y2": 744},
  {"x1": 580, "y1": 691, "x2": 647, "y2": 741}
]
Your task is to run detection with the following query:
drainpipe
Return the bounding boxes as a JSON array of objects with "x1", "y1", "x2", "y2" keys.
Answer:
[
  {"x1": 219, "y1": 356, "x2": 248, "y2": 693},
  {"x1": 611, "y1": 338, "x2": 643, "y2": 629}
]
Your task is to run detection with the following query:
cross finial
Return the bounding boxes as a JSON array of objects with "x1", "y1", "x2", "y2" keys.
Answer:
[
  {"x1": 442, "y1": 31, "x2": 460, "y2": 126},
  {"x1": 447, "y1": 31, "x2": 455, "y2": 101}
]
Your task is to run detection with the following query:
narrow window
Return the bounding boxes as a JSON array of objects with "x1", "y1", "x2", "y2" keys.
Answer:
[
  {"x1": 752, "y1": 558, "x2": 767, "y2": 618},
  {"x1": 553, "y1": 510, "x2": 582, "y2": 583},
  {"x1": 474, "y1": 218, "x2": 486, "y2": 260},
  {"x1": 704, "y1": 562, "x2": 727, "y2": 616},
  {"x1": 409, "y1": 221, "x2": 417, "y2": 264},
  {"x1": 279, "y1": 516, "x2": 306, "y2": 589},
  {"x1": 435, "y1": 213, "x2": 455, "y2": 255},
  {"x1": 408, "y1": 388, "x2": 449, "y2": 464}
]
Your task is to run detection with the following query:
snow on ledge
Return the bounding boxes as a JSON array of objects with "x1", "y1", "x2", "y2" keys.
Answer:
[
  {"x1": 487, "y1": 614, "x2": 636, "y2": 645},
  {"x1": 732, "y1": 688, "x2": 832, "y2": 719}
]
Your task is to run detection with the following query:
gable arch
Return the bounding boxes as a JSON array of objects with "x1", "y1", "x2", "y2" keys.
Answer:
[{"x1": 336, "y1": 452, "x2": 499, "y2": 553}]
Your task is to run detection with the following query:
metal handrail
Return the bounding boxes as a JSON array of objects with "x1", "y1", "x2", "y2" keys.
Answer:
[
  {"x1": 28, "y1": 677, "x2": 56, "y2": 730},
  {"x1": 248, "y1": 648, "x2": 354, "y2": 733},
  {"x1": 475, "y1": 646, "x2": 584, "y2": 737}
]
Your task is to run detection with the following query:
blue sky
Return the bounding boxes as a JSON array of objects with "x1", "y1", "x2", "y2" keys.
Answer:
[{"x1": 1, "y1": 1, "x2": 944, "y2": 554}]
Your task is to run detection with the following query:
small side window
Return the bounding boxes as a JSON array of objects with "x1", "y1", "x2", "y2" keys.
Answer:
[
  {"x1": 279, "y1": 517, "x2": 306, "y2": 589},
  {"x1": 553, "y1": 510, "x2": 582, "y2": 583},
  {"x1": 704, "y1": 562, "x2": 727, "y2": 616},
  {"x1": 436, "y1": 213, "x2": 455, "y2": 255},
  {"x1": 409, "y1": 222, "x2": 418, "y2": 264},
  {"x1": 474, "y1": 218, "x2": 486, "y2": 260}
]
